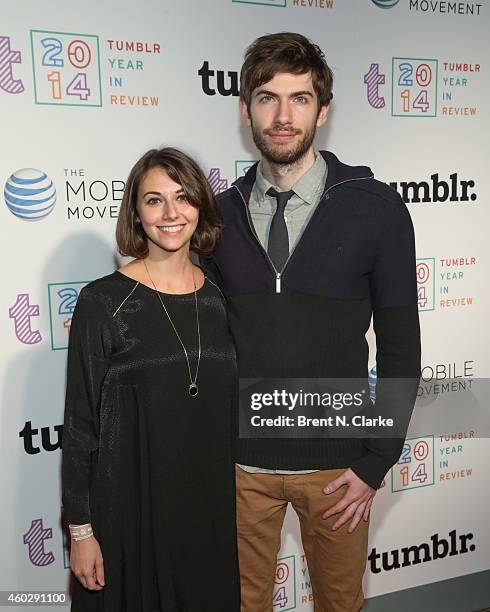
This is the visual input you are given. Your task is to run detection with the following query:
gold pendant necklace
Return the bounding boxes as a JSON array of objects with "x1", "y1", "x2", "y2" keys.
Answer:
[{"x1": 143, "y1": 259, "x2": 201, "y2": 397}]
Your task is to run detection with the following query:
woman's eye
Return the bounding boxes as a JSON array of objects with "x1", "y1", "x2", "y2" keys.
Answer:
[{"x1": 146, "y1": 198, "x2": 160, "y2": 205}]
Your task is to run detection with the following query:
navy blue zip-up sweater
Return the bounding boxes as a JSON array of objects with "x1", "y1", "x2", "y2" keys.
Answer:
[{"x1": 205, "y1": 151, "x2": 421, "y2": 489}]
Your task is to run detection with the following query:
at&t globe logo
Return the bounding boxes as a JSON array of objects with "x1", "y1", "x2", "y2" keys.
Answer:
[
  {"x1": 371, "y1": 0, "x2": 401, "y2": 7},
  {"x1": 4, "y1": 168, "x2": 56, "y2": 220}
]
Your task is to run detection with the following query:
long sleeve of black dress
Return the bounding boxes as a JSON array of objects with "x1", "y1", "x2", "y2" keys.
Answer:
[{"x1": 61, "y1": 287, "x2": 112, "y2": 525}]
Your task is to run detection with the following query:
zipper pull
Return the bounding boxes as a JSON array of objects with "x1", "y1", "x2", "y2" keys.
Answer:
[{"x1": 276, "y1": 273, "x2": 281, "y2": 294}]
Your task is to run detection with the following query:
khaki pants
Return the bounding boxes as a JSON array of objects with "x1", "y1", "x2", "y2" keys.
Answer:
[{"x1": 236, "y1": 467, "x2": 369, "y2": 612}]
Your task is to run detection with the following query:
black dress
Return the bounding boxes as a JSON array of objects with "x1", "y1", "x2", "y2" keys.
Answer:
[{"x1": 62, "y1": 271, "x2": 240, "y2": 611}]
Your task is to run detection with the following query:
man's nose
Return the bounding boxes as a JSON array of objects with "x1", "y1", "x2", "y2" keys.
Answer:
[{"x1": 274, "y1": 98, "x2": 293, "y2": 125}]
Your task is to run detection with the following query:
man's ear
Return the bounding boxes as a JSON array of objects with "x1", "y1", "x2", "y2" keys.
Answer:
[
  {"x1": 316, "y1": 104, "x2": 329, "y2": 127},
  {"x1": 239, "y1": 98, "x2": 252, "y2": 126}
]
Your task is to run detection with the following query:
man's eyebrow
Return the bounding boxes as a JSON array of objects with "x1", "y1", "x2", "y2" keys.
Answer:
[
  {"x1": 289, "y1": 90, "x2": 314, "y2": 98},
  {"x1": 254, "y1": 89, "x2": 314, "y2": 98},
  {"x1": 254, "y1": 89, "x2": 277, "y2": 98}
]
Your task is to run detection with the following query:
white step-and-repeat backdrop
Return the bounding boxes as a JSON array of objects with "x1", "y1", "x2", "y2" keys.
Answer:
[{"x1": 1, "y1": 0, "x2": 489, "y2": 609}]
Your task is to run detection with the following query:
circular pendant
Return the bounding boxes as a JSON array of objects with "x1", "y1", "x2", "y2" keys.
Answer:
[{"x1": 189, "y1": 383, "x2": 199, "y2": 397}]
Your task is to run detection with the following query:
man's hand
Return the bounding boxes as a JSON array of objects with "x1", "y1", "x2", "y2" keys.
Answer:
[{"x1": 322, "y1": 468, "x2": 376, "y2": 533}]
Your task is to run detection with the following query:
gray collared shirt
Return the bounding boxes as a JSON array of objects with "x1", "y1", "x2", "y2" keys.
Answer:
[
  {"x1": 239, "y1": 153, "x2": 328, "y2": 475},
  {"x1": 249, "y1": 152, "x2": 328, "y2": 254}
]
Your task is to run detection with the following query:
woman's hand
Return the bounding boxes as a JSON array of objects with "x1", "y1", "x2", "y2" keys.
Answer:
[{"x1": 70, "y1": 536, "x2": 105, "y2": 590}]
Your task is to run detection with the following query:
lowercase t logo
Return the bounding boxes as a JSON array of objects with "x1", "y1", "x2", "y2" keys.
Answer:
[
  {"x1": 23, "y1": 518, "x2": 55, "y2": 566},
  {"x1": 207, "y1": 168, "x2": 228, "y2": 195},
  {"x1": 0, "y1": 36, "x2": 25, "y2": 94},
  {"x1": 364, "y1": 64, "x2": 386, "y2": 108},
  {"x1": 9, "y1": 294, "x2": 42, "y2": 344}
]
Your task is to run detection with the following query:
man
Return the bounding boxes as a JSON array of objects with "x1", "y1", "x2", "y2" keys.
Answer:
[{"x1": 205, "y1": 32, "x2": 421, "y2": 612}]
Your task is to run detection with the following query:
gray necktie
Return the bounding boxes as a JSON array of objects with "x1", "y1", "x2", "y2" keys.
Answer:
[{"x1": 267, "y1": 188, "x2": 294, "y2": 271}]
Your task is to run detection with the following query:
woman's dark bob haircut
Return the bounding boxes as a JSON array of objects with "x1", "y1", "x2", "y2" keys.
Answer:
[{"x1": 116, "y1": 147, "x2": 222, "y2": 258}]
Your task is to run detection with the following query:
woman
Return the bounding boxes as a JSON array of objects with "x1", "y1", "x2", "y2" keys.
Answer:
[{"x1": 62, "y1": 147, "x2": 240, "y2": 611}]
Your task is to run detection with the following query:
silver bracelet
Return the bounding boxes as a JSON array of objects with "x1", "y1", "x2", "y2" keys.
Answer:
[{"x1": 69, "y1": 523, "x2": 93, "y2": 541}]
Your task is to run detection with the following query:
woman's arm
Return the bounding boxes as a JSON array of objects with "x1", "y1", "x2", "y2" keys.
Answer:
[
  {"x1": 62, "y1": 286, "x2": 111, "y2": 524},
  {"x1": 61, "y1": 285, "x2": 112, "y2": 590}
]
